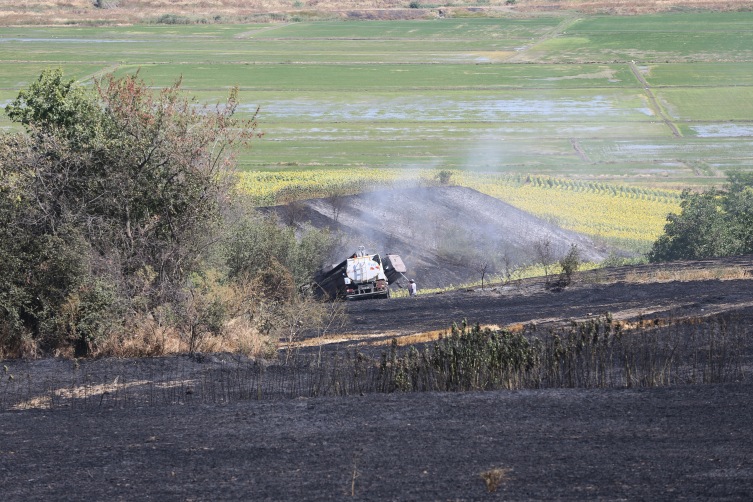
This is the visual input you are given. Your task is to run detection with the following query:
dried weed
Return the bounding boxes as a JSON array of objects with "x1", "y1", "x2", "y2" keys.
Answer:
[{"x1": 480, "y1": 467, "x2": 511, "y2": 493}]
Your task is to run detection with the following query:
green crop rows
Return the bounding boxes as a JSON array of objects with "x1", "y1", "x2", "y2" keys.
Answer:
[{"x1": 1, "y1": 13, "x2": 751, "y2": 187}]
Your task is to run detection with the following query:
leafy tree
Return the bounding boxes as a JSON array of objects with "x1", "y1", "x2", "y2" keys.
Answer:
[
  {"x1": 648, "y1": 171, "x2": 753, "y2": 262},
  {"x1": 1, "y1": 69, "x2": 259, "y2": 353},
  {"x1": 724, "y1": 170, "x2": 753, "y2": 253},
  {"x1": 5, "y1": 68, "x2": 99, "y2": 144}
]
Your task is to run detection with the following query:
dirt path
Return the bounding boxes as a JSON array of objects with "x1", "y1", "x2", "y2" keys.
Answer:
[
  {"x1": 234, "y1": 22, "x2": 291, "y2": 39},
  {"x1": 629, "y1": 62, "x2": 681, "y2": 138},
  {"x1": 504, "y1": 16, "x2": 579, "y2": 62},
  {"x1": 570, "y1": 137, "x2": 590, "y2": 162},
  {"x1": 77, "y1": 63, "x2": 120, "y2": 84}
]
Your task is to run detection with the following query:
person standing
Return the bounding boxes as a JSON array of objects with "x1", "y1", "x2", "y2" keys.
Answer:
[{"x1": 408, "y1": 279, "x2": 417, "y2": 297}]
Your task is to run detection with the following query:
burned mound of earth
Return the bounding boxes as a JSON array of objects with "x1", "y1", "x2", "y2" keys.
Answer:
[{"x1": 260, "y1": 186, "x2": 609, "y2": 289}]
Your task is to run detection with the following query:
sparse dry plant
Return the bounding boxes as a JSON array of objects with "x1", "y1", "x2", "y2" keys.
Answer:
[
  {"x1": 533, "y1": 238, "x2": 556, "y2": 284},
  {"x1": 557, "y1": 244, "x2": 580, "y2": 288},
  {"x1": 326, "y1": 187, "x2": 348, "y2": 224},
  {"x1": 480, "y1": 467, "x2": 510, "y2": 493}
]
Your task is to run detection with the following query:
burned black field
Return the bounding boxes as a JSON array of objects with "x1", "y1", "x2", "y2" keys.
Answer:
[
  {"x1": 2, "y1": 255, "x2": 753, "y2": 500},
  {"x1": 1, "y1": 384, "x2": 751, "y2": 501}
]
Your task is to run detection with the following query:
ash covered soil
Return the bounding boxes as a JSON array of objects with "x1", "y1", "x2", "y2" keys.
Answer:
[
  {"x1": 2, "y1": 384, "x2": 752, "y2": 501},
  {"x1": 259, "y1": 186, "x2": 609, "y2": 289},
  {"x1": 338, "y1": 254, "x2": 753, "y2": 345},
  {"x1": 2, "y1": 257, "x2": 753, "y2": 500}
]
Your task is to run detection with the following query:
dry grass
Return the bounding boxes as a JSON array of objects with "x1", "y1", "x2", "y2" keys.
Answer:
[
  {"x1": 515, "y1": 0, "x2": 753, "y2": 14},
  {"x1": 622, "y1": 265, "x2": 747, "y2": 284},
  {"x1": 0, "y1": 313, "x2": 274, "y2": 360},
  {"x1": 2, "y1": 0, "x2": 749, "y2": 25},
  {"x1": 9, "y1": 377, "x2": 184, "y2": 410},
  {"x1": 479, "y1": 467, "x2": 512, "y2": 493},
  {"x1": 91, "y1": 315, "x2": 271, "y2": 358}
]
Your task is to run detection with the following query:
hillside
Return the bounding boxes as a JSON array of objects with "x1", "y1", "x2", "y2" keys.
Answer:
[{"x1": 259, "y1": 186, "x2": 610, "y2": 289}]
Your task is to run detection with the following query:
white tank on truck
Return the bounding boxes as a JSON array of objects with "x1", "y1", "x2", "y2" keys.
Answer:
[{"x1": 313, "y1": 246, "x2": 407, "y2": 300}]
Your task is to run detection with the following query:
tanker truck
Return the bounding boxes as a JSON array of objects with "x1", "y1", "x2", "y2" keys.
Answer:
[{"x1": 312, "y1": 246, "x2": 407, "y2": 300}]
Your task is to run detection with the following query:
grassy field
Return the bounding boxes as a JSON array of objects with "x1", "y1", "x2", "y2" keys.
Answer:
[
  {"x1": 108, "y1": 63, "x2": 640, "y2": 90},
  {"x1": 0, "y1": 12, "x2": 751, "y2": 213},
  {"x1": 642, "y1": 62, "x2": 753, "y2": 87}
]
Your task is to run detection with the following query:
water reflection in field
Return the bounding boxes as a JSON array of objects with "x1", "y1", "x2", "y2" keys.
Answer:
[{"x1": 240, "y1": 94, "x2": 654, "y2": 122}]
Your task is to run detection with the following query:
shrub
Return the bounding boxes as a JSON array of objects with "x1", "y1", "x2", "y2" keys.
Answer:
[
  {"x1": 224, "y1": 213, "x2": 338, "y2": 290},
  {"x1": 557, "y1": 244, "x2": 580, "y2": 287},
  {"x1": 434, "y1": 169, "x2": 454, "y2": 185},
  {"x1": 1, "y1": 68, "x2": 258, "y2": 355}
]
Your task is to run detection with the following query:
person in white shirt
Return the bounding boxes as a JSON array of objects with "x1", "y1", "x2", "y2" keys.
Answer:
[{"x1": 408, "y1": 279, "x2": 417, "y2": 296}]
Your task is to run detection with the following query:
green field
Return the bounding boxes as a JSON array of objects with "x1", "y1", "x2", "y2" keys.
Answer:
[
  {"x1": 109, "y1": 63, "x2": 639, "y2": 90},
  {"x1": 566, "y1": 12, "x2": 753, "y2": 32},
  {"x1": 0, "y1": 63, "x2": 109, "y2": 88},
  {"x1": 642, "y1": 62, "x2": 753, "y2": 86},
  {"x1": 0, "y1": 13, "x2": 751, "y2": 187},
  {"x1": 655, "y1": 87, "x2": 753, "y2": 121}
]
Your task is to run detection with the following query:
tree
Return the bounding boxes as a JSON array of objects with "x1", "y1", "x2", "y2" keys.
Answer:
[
  {"x1": 475, "y1": 260, "x2": 490, "y2": 291},
  {"x1": 1, "y1": 69, "x2": 260, "y2": 352},
  {"x1": 5, "y1": 68, "x2": 100, "y2": 146},
  {"x1": 557, "y1": 244, "x2": 580, "y2": 288},
  {"x1": 648, "y1": 171, "x2": 753, "y2": 262},
  {"x1": 723, "y1": 170, "x2": 753, "y2": 253},
  {"x1": 649, "y1": 190, "x2": 741, "y2": 262},
  {"x1": 533, "y1": 238, "x2": 555, "y2": 283}
]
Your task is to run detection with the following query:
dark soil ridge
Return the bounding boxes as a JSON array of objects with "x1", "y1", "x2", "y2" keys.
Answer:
[
  {"x1": 259, "y1": 186, "x2": 609, "y2": 289},
  {"x1": 339, "y1": 253, "x2": 753, "y2": 343}
]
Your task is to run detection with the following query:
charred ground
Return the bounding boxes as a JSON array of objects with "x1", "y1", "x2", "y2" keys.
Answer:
[
  {"x1": 1, "y1": 256, "x2": 752, "y2": 501},
  {"x1": 259, "y1": 186, "x2": 610, "y2": 289}
]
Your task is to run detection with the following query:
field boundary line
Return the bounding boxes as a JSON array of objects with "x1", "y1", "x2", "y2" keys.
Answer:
[
  {"x1": 235, "y1": 23, "x2": 291, "y2": 38},
  {"x1": 570, "y1": 138, "x2": 590, "y2": 162},
  {"x1": 629, "y1": 62, "x2": 681, "y2": 138},
  {"x1": 77, "y1": 63, "x2": 120, "y2": 84},
  {"x1": 503, "y1": 16, "x2": 579, "y2": 62}
]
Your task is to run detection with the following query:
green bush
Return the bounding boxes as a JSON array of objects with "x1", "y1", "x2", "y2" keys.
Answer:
[
  {"x1": 649, "y1": 171, "x2": 753, "y2": 262},
  {"x1": 1, "y1": 68, "x2": 256, "y2": 355},
  {"x1": 225, "y1": 213, "x2": 338, "y2": 290},
  {"x1": 557, "y1": 244, "x2": 580, "y2": 288},
  {"x1": 434, "y1": 169, "x2": 454, "y2": 185}
]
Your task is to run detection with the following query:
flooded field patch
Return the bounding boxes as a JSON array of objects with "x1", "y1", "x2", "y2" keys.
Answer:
[{"x1": 235, "y1": 90, "x2": 656, "y2": 123}]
